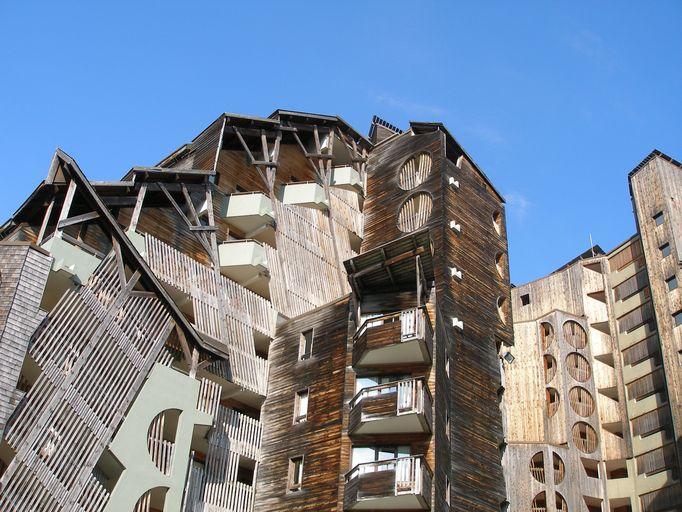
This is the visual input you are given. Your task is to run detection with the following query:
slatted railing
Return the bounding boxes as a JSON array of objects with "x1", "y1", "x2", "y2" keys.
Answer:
[{"x1": 211, "y1": 406, "x2": 262, "y2": 461}]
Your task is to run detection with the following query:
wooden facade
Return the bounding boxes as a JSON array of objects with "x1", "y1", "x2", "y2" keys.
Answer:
[{"x1": 503, "y1": 150, "x2": 682, "y2": 512}]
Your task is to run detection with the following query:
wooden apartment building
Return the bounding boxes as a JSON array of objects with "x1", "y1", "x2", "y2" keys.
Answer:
[
  {"x1": 0, "y1": 111, "x2": 512, "y2": 511},
  {"x1": 502, "y1": 151, "x2": 682, "y2": 512}
]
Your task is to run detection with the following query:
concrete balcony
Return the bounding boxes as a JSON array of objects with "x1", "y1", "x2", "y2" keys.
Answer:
[
  {"x1": 41, "y1": 235, "x2": 102, "y2": 285},
  {"x1": 280, "y1": 182, "x2": 328, "y2": 210},
  {"x1": 331, "y1": 166, "x2": 363, "y2": 194},
  {"x1": 220, "y1": 192, "x2": 276, "y2": 245},
  {"x1": 344, "y1": 456, "x2": 432, "y2": 510},
  {"x1": 218, "y1": 240, "x2": 270, "y2": 298},
  {"x1": 352, "y1": 308, "x2": 433, "y2": 368},
  {"x1": 349, "y1": 378, "x2": 432, "y2": 435}
]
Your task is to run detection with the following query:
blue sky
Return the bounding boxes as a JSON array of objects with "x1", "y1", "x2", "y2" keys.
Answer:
[{"x1": 1, "y1": 1, "x2": 680, "y2": 284}]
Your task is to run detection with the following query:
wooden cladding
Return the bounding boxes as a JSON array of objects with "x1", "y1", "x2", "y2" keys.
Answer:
[
  {"x1": 622, "y1": 334, "x2": 660, "y2": 366},
  {"x1": 627, "y1": 368, "x2": 666, "y2": 401},
  {"x1": 398, "y1": 153, "x2": 432, "y2": 190},
  {"x1": 609, "y1": 239, "x2": 643, "y2": 271},
  {"x1": 639, "y1": 483, "x2": 682, "y2": 511},
  {"x1": 563, "y1": 320, "x2": 587, "y2": 349},
  {"x1": 397, "y1": 193, "x2": 433, "y2": 233},
  {"x1": 631, "y1": 406, "x2": 672, "y2": 437},
  {"x1": 566, "y1": 352, "x2": 591, "y2": 382},
  {"x1": 569, "y1": 387, "x2": 595, "y2": 417},
  {"x1": 618, "y1": 301, "x2": 654, "y2": 333},
  {"x1": 613, "y1": 270, "x2": 649, "y2": 301},
  {"x1": 636, "y1": 444, "x2": 677, "y2": 476},
  {"x1": 572, "y1": 422, "x2": 598, "y2": 453}
]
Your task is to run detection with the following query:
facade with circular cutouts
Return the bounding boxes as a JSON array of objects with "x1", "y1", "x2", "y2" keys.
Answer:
[
  {"x1": 540, "y1": 322, "x2": 554, "y2": 350},
  {"x1": 546, "y1": 388, "x2": 560, "y2": 417},
  {"x1": 529, "y1": 452, "x2": 545, "y2": 483},
  {"x1": 552, "y1": 453, "x2": 565, "y2": 484},
  {"x1": 543, "y1": 355, "x2": 557, "y2": 383},
  {"x1": 572, "y1": 421, "x2": 598, "y2": 453},
  {"x1": 398, "y1": 152, "x2": 432, "y2": 190},
  {"x1": 396, "y1": 192, "x2": 433, "y2": 233},
  {"x1": 569, "y1": 386, "x2": 595, "y2": 417},
  {"x1": 563, "y1": 320, "x2": 587, "y2": 349},
  {"x1": 566, "y1": 352, "x2": 591, "y2": 382}
]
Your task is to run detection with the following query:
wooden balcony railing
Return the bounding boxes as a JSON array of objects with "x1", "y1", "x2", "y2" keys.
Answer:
[
  {"x1": 352, "y1": 307, "x2": 433, "y2": 367},
  {"x1": 344, "y1": 456, "x2": 432, "y2": 510},
  {"x1": 348, "y1": 378, "x2": 432, "y2": 434},
  {"x1": 210, "y1": 406, "x2": 262, "y2": 461}
]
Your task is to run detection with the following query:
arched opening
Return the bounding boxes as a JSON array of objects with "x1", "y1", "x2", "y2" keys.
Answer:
[
  {"x1": 555, "y1": 492, "x2": 568, "y2": 512},
  {"x1": 492, "y1": 210, "x2": 503, "y2": 235},
  {"x1": 543, "y1": 355, "x2": 557, "y2": 384},
  {"x1": 531, "y1": 491, "x2": 547, "y2": 512},
  {"x1": 569, "y1": 387, "x2": 595, "y2": 417},
  {"x1": 398, "y1": 152, "x2": 432, "y2": 190},
  {"x1": 134, "y1": 486, "x2": 168, "y2": 512},
  {"x1": 540, "y1": 322, "x2": 554, "y2": 350},
  {"x1": 497, "y1": 296, "x2": 508, "y2": 324},
  {"x1": 553, "y1": 453, "x2": 565, "y2": 484},
  {"x1": 572, "y1": 422, "x2": 598, "y2": 453},
  {"x1": 566, "y1": 353, "x2": 591, "y2": 382},
  {"x1": 495, "y1": 252, "x2": 505, "y2": 278},
  {"x1": 563, "y1": 320, "x2": 587, "y2": 349},
  {"x1": 147, "y1": 409, "x2": 181, "y2": 476},
  {"x1": 546, "y1": 388, "x2": 560, "y2": 417},
  {"x1": 397, "y1": 192, "x2": 433, "y2": 233},
  {"x1": 529, "y1": 451, "x2": 545, "y2": 483}
]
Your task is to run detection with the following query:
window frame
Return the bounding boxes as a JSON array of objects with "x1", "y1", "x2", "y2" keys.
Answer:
[
  {"x1": 660, "y1": 243, "x2": 671, "y2": 258},
  {"x1": 666, "y1": 275, "x2": 678, "y2": 291},
  {"x1": 293, "y1": 388, "x2": 309, "y2": 424},
  {"x1": 288, "y1": 456, "x2": 304, "y2": 492},
  {"x1": 298, "y1": 329, "x2": 314, "y2": 361},
  {"x1": 653, "y1": 211, "x2": 664, "y2": 226}
]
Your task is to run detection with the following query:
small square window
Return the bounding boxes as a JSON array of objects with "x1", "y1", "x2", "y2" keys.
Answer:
[
  {"x1": 299, "y1": 329, "x2": 313, "y2": 360},
  {"x1": 674, "y1": 310, "x2": 682, "y2": 327},
  {"x1": 520, "y1": 294, "x2": 531, "y2": 306},
  {"x1": 294, "y1": 389, "x2": 309, "y2": 423},
  {"x1": 667, "y1": 275, "x2": 678, "y2": 291},
  {"x1": 660, "y1": 243, "x2": 671, "y2": 258},
  {"x1": 288, "y1": 456, "x2": 304, "y2": 491},
  {"x1": 653, "y1": 211, "x2": 665, "y2": 226}
]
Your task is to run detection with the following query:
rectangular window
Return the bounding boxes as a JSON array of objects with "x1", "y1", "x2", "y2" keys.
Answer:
[
  {"x1": 674, "y1": 311, "x2": 682, "y2": 327},
  {"x1": 288, "y1": 456, "x2": 304, "y2": 491},
  {"x1": 520, "y1": 293, "x2": 530, "y2": 306},
  {"x1": 660, "y1": 243, "x2": 671, "y2": 258},
  {"x1": 294, "y1": 389, "x2": 309, "y2": 423},
  {"x1": 667, "y1": 275, "x2": 678, "y2": 291},
  {"x1": 653, "y1": 211, "x2": 664, "y2": 226},
  {"x1": 299, "y1": 329, "x2": 313, "y2": 360}
]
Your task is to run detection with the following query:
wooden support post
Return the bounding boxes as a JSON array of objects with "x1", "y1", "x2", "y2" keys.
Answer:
[
  {"x1": 128, "y1": 184, "x2": 147, "y2": 232},
  {"x1": 54, "y1": 180, "x2": 77, "y2": 239},
  {"x1": 36, "y1": 198, "x2": 55, "y2": 245}
]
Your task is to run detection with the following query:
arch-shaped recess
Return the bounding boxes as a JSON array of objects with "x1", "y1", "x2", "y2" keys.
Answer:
[
  {"x1": 529, "y1": 451, "x2": 545, "y2": 483},
  {"x1": 572, "y1": 421, "x2": 598, "y2": 453},
  {"x1": 398, "y1": 152, "x2": 432, "y2": 190},
  {"x1": 492, "y1": 210, "x2": 503, "y2": 235},
  {"x1": 569, "y1": 386, "x2": 595, "y2": 417},
  {"x1": 563, "y1": 320, "x2": 587, "y2": 349},
  {"x1": 147, "y1": 409, "x2": 181, "y2": 476},
  {"x1": 497, "y1": 296, "x2": 508, "y2": 325},
  {"x1": 134, "y1": 486, "x2": 169, "y2": 512},
  {"x1": 540, "y1": 322, "x2": 555, "y2": 350},
  {"x1": 531, "y1": 492, "x2": 547, "y2": 512},
  {"x1": 546, "y1": 388, "x2": 560, "y2": 418},
  {"x1": 553, "y1": 453, "x2": 565, "y2": 484},
  {"x1": 555, "y1": 492, "x2": 568, "y2": 512},
  {"x1": 495, "y1": 252, "x2": 505, "y2": 278},
  {"x1": 397, "y1": 192, "x2": 433, "y2": 233},
  {"x1": 543, "y1": 354, "x2": 557, "y2": 384},
  {"x1": 566, "y1": 352, "x2": 591, "y2": 382}
]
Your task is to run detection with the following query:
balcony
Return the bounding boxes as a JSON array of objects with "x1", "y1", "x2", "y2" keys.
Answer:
[
  {"x1": 344, "y1": 456, "x2": 432, "y2": 510},
  {"x1": 220, "y1": 192, "x2": 276, "y2": 245},
  {"x1": 280, "y1": 182, "x2": 328, "y2": 210},
  {"x1": 331, "y1": 165, "x2": 363, "y2": 194},
  {"x1": 41, "y1": 235, "x2": 102, "y2": 285},
  {"x1": 353, "y1": 308, "x2": 433, "y2": 367},
  {"x1": 349, "y1": 378, "x2": 432, "y2": 435},
  {"x1": 218, "y1": 240, "x2": 270, "y2": 298}
]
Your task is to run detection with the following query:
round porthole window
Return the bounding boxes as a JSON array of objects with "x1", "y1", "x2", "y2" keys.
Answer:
[
  {"x1": 397, "y1": 192, "x2": 433, "y2": 232},
  {"x1": 398, "y1": 152, "x2": 432, "y2": 190}
]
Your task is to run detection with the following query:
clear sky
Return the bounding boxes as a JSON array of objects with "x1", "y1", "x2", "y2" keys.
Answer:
[{"x1": 1, "y1": 1, "x2": 680, "y2": 284}]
